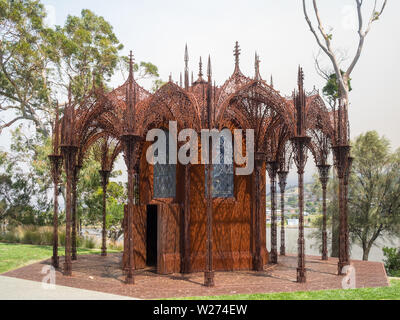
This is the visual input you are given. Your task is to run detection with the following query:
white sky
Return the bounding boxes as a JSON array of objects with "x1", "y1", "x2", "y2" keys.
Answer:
[{"x1": 1, "y1": 0, "x2": 398, "y2": 185}]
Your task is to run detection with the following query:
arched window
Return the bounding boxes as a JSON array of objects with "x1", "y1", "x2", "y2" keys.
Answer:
[
  {"x1": 154, "y1": 129, "x2": 176, "y2": 199},
  {"x1": 205, "y1": 134, "x2": 234, "y2": 198}
]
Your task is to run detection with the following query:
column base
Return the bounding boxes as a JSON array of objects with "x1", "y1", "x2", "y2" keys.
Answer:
[
  {"x1": 253, "y1": 255, "x2": 264, "y2": 271},
  {"x1": 338, "y1": 261, "x2": 350, "y2": 275},
  {"x1": 204, "y1": 271, "x2": 215, "y2": 287},
  {"x1": 125, "y1": 270, "x2": 135, "y2": 285},
  {"x1": 270, "y1": 250, "x2": 278, "y2": 264},
  {"x1": 63, "y1": 262, "x2": 72, "y2": 276},
  {"x1": 297, "y1": 268, "x2": 306, "y2": 283},
  {"x1": 51, "y1": 256, "x2": 59, "y2": 269}
]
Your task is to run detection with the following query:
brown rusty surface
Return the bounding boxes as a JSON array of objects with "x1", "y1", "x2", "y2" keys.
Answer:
[{"x1": 3, "y1": 254, "x2": 389, "y2": 300}]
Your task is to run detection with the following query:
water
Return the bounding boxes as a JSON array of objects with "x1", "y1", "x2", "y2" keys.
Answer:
[{"x1": 267, "y1": 227, "x2": 400, "y2": 263}]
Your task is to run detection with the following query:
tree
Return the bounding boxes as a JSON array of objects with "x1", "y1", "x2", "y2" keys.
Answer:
[
  {"x1": 303, "y1": 0, "x2": 387, "y2": 118},
  {"x1": 0, "y1": 0, "x2": 54, "y2": 135},
  {"x1": 348, "y1": 131, "x2": 400, "y2": 260},
  {"x1": 311, "y1": 132, "x2": 400, "y2": 261}
]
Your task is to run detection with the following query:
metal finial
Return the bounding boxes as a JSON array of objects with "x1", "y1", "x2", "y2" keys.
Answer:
[
  {"x1": 234, "y1": 41, "x2": 241, "y2": 70},
  {"x1": 298, "y1": 66, "x2": 304, "y2": 90},
  {"x1": 129, "y1": 51, "x2": 135, "y2": 80},
  {"x1": 207, "y1": 55, "x2": 212, "y2": 80},
  {"x1": 254, "y1": 52, "x2": 260, "y2": 80},
  {"x1": 199, "y1": 57, "x2": 203, "y2": 78},
  {"x1": 184, "y1": 44, "x2": 189, "y2": 66}
]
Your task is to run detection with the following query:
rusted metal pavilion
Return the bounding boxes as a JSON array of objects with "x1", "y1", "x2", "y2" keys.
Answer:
[{"x1": 49, "y1": 42, "x2": 352, "y2": 286}]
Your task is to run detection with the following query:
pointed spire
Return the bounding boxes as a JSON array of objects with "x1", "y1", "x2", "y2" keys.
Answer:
[
  {"x1": 207, "y1": 55, "x2": 212, "y2": 81},
  {"x1": 128, "y1": 50, "x2": 135, "y2": 81},
  {"x1": 184, "y1": 44, "x2": 189, "y2": 67},
  {"x1": 298, "y1": 65, "x2": 304, "y2": 92},
  {"x1": 234, "y1": 41, "x2": 241, "y2": 72},
  {"x1": 270, "y1": 75, "x2": 274, "y2": 88},
  {"x1": 254, "y1": 52, "x2": 261, "y2": 81},
  {"x1": 184, "y1": 44, "x2": 189, "y2": 90},
  {"x1": 198, "y1": 57, "x2": 203, "y2": 79}
]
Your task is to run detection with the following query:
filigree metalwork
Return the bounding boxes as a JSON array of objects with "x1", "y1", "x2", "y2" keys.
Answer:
[{"x1": 50, "y1": 42, "x2": 351, "y2": 285}]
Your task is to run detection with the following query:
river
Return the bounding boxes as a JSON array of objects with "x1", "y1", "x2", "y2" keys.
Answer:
[{"x1": 266, "y1": 228, "x2": 400, "y2": 263}]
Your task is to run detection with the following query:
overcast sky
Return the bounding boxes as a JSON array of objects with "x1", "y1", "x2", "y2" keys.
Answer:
[{"x1": 1, "y1": 0, "x2": 398, "y2": 184}]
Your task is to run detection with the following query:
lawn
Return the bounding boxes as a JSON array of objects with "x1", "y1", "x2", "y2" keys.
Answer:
[
  {"x1": 0, "y1": 243, "x2": 121, "y2": 274},
  {"x1": 172, "y1": 279, "x2": 400, "y2": 300}
]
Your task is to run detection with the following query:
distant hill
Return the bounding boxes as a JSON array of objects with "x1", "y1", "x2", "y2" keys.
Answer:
[{"x1": 266, "y1": 183, "x2": 321, "y2": 217}]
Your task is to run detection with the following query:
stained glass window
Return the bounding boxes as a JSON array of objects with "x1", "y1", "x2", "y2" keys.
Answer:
[
  {"x1": 205, "y1": 135, "x2": 234, "y2": 198},
  {"x1": 154, "y1": 129, "x2": 176, "y2": 198}
]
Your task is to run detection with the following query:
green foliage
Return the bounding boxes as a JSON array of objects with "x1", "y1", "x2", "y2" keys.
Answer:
[
  {"x1": 322, "y1": 71, "x2": 352, "y2": 104},
  {"x1": 383, "y1": 247, "x2": 400, "y2": 277},
  {"x1": 172, "y1": 279, "x2": 400, "y2": 300},
  {"x1": 310, "y1": 131, "x2": 400, "y2": 261},
  {"x1": 0, "y1": 0, "x2": 55, "y2": 135},
  {"x1": 53, "y1": 9, "x2": 124, "y2": 99}
]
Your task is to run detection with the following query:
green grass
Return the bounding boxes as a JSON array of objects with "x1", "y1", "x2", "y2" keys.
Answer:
[
  {"x1": 171, "y1": 279, "x2": 400, "y2": 300},
  {"x1": 0, "y1": 243, "x2": 121, "y2": 274}
]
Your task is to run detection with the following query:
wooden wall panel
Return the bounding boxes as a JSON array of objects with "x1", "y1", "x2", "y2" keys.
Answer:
[
  {"x1": 158, "y1": 203, "x2": 181, "y2": 274},
  {"x1": 124, "y1": 141, "x2": 269, "y2": 274}
]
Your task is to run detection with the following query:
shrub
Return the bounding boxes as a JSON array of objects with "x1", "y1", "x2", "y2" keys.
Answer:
[
  {"x1": 383, "y1": 247, "x2": 400, "y2": 277},
  {"x1": 83, "y1": 237, "x2": 96, "y2": 249}
]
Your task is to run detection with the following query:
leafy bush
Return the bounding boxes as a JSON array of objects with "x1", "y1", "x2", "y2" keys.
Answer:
[
  {"x1": 383, "y1": 247, "x2": 400, "y2": 277},
  {"x1": 83, "y1": 237, "x2": 96, "y2": 249}
]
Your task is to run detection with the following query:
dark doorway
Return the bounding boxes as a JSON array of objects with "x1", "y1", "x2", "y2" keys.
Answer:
[{"x1": 146, "y1": 205, "x2": 158, "y2": 267}]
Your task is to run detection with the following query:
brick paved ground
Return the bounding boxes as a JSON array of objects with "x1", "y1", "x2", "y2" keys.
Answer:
[{"x1": 3, "y1": 253, "x2": 389, "y2": 299}]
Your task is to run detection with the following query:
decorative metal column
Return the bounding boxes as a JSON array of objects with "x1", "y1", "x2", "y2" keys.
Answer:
[
  {"x1": 291, "y1": 66, "x2": 310, "y2": 283},
  {"x1": 60, "y1": 88, "x2": 78, "y2": 277},
  {"x1": 332, "y1": 145, "x2": 353, "y2": 274},
  {"x1": 71, "y1": 165, "x2": 81, "y2": 261},
  {"x1": 99, "y1": 170, "x2": 111, "y2": 257},
  {"x1": 204, "y1": 56, "x2": 215, "y2": 287},
  {"x1": 292, "y1": 137, "x2": 310, "y2": 283},
  {"x1": 183, "y1": 164, "x2": 191, "y2": 273},
  {"x1": 278, "y1": 170, "x2": 288, "y2": 256},
  {"x1": 121, "y1": 51, "x2": 140, "y2": 285},
  {"x1": 49, "y1": 104, "x2": 62, "y2": 268},
  {"x1": 317, "y1": 164, "x2": 331, "y2": 261},
  {"x1": 49, "y1": 107, "x2": 63, "y2": 268},
  {"x1": 253, "y1": 152, "x2": 265, "y2": 271},
  {"x1": 266, "y1": 161, "x2": 278, "y2": 264}
]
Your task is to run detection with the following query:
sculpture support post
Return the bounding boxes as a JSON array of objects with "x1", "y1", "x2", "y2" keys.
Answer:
[
  {"x1": 267, "y1": 161, "x2": 278, "y2": 264},
  {"x1": 292, "y1": 137, "x2": 310, "y2": 283},
  {"x1": 61, "y1": 146, "x2": 78, "y2": 276},
  {"x1": 204, "y1": 144, "x2": 215, "y2": 287},
  {"x1": 333, "y1": 146, "x2": 352, "y2": 275},
  {"x1": 253, "y1": 153, "x2": 265, "y2": 271},
  {"x1": 121, "y1": 135, "x2": 138, "y2": 285},
  {"x1": 71, "y1": 166, "x2": 80, "y2": 261},
  {"x1": 318, "y1": 165, "x2": 331, "y2": 261},
  {"x1": 49, "y1": 155, "x2": 63, "y2": 268},
  {"x1": 183, "y1": 164, "x2": 191, "y2": 273},
  {"x1": 100, "y1": 170, "x2": 111, "y2": 257},
  {"x1": 278, "y1": 171, "x2": 288, "y2": 256}
]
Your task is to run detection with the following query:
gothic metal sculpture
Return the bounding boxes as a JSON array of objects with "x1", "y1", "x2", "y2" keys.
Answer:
[{"x1": 51, "y1": 42, "x2": 350, "y2": 285}]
